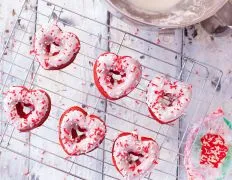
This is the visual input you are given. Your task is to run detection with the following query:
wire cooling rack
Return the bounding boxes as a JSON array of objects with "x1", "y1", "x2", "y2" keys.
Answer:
[{"x1": 0, "y1": 0, "x2": 223, "y2": 179}]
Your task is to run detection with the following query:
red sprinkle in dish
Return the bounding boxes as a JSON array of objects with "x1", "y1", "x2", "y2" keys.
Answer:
[{"x1": 200, "y1": 133, "x2": 228, "y2": 168}]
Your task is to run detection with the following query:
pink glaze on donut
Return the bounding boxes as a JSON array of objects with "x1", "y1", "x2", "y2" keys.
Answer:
[
  {"x1": 94, "y1": 52, "x2": 142, "y2": 100},
  {"x1": 32, "y1": 24, "x2": 80, "y2": 70},
  {"x1": 146, "y1": 75, "x2": 192, "y2": 124},
  {"x1": 59, "y1": 106, "x2": 106, "y2": 156},
  {"x1": 112, "y1": 132, "x2": 159, "y2": 179},
  {"x1": 3, "y1": 86, "x2": 51, "y2": 132}
]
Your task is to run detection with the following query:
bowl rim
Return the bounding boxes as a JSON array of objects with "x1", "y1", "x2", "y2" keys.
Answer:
[{"x1": 104, "y1": 0, "x2": 228, "y2": 28}]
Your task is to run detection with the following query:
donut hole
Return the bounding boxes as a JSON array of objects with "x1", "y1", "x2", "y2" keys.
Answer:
[
  {"x1": 158, "y1": 93, "x2": 177, "y2": 107},
  {"x1": 45, "y1": 42, "x2": 60, "y2": 56},
  {"x1": 71, "y1": 126, "x2": 87, "y2": 143},
  {"x1": 16, "y1": 102, "x2": 35, "y2": 118},
  {"x1": 109, "y1": 69, "x2": 126, "y2": 85},
  {"x1": 127, "y1": 152, "x2": 143, "y2": 166}
]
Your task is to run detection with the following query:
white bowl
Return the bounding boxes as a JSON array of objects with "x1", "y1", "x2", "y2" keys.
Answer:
[{"x1": 104, "y1": 0, "x2": 228, "y2": 28}]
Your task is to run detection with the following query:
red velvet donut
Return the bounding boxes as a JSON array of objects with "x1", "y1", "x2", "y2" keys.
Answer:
[
  {"x1": 59, "y1": 106, "x2": 106, "y2": 156},
  {"x1": 3, "y1": 86, "x2": 51, "y2": 132},
  {"x1": 146, "y1": 75, "x2": 192, "y2": 124},
  {"x1": 94, "y1": 52, "x2": 142, "y2": 100},
  {"x1": 112, "y1": 132, "x2": 159, "y2": 179},
  {"x1": 33, "y1": 24, "x2": 80, "y2": 70}
]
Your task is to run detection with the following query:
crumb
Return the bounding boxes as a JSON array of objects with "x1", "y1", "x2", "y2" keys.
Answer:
[
  {"x1": 47, "y1": 2, "x2": 52, "y2": 6},
  {"x1": 211, "y1": 77, "x2": 221, "y2": 92},
  {"x1": 23, "y1": 169, "x2": 30, "y2": 176},
  {"x1": 89, "y1": 61, "x2": 93, "y2": 67},
  {"x1": 140, "y1": 55, "x2": 145, "y2": 59},
  {"x1": 41, "y1": 150, "x2": 46, "y2": 154},
  {"x1": 12, "y1": 9, "x2": 16, "y2": 16},
  {"x1": 82, "y1": 104, "x2": 87, "y2": 108},
  {"x1": 192, "y1": 29, "x2": 198, "y2": 38},
  {"x1": 156, "y1": 38, "x2": 161, "y2": 45},
  {"x1": 135, "y1": 100, "x2": 140, "y2": 105},
  {"x1": 5, "y1": 30, "x2": 9, "y2": 33},
  {"x1": 134, "y1": 28, "x2": 139, "y2": 35},
  {"x1": 184, "y1": 28, "x2": 188, "y2": 37},
  {"x1": 17, "y1": 19, "x2": 21, "y2": 25}
]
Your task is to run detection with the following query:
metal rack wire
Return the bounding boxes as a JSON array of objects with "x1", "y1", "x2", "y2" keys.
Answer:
[{"x1": 0, "y1": 0, "x2": 223, "y2": 179}]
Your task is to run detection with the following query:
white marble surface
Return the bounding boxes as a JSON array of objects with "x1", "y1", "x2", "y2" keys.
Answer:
[{"x1": 0, "y1": 0, "x2": 232, "y2": 180}]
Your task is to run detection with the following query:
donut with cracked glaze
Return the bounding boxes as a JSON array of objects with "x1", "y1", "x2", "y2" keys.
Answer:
[
  {"x1": 93, "y1": 52, "x2": 142, "y2": 100},
  {"x1": 32, "y1": 24, "x2": 80, "y2": 70},
  {"x1": 112, "y1": 132, "x2": 159, "y2": 179},
  {"x1": 59, "y1": 106, "x2": 106, "y2": 156},
  {"x1": 3, "y1": 86, "x2": 51, "y2": 132},
  {"x1": 146, "y1": 75, "x2": 192, "y2": 124}
]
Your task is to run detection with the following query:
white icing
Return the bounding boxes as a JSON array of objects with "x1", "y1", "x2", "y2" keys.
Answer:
[
  {"x1": 33, "y1": 24, "x2": 80, "y2": 69},
  {"x1": 59, "y1": 108, "x2": 106, "y2": 155},
  {"x1": 128, "y1": 0, "x2": 182, "y2": 12},
  {"x1": 146, "y1": 75, "x2": 192, "y2": 123},
  {"x1": 112, "y1": 132, "x2": 159, "y2": 179},
  {"x1": 3, "y1": 86, "x2": 50, "y2": 131},
  {"x1": 95, "y1": 53, "x2": 142, "y2": 99}
]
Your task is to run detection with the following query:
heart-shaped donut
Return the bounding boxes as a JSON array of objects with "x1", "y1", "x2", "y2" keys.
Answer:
[
  {"x1": 112, "y1": 132, "x2": 159, "y2": 179},
  {"x1": 33, "y1": 24, "x2": 80, "y2": 70},
  {"x1": 3, "y1": 86, "x2": 51, "y2": 132},
  {"x1": 94, "y1": 52, "x2": 142, "y2": 100},
  {"x1": 59, "y1": 106, "x2": 106, "y2": 155},
  {"x1": 146, "y1": 75, "x2": 192, "y2": 124}
]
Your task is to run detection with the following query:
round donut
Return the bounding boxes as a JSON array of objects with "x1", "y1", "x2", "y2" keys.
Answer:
[
  {"x1": 59, "y1": 106, "x2": 106, "y2": 156},
  {"x1": 3, "y1": 86, "x2": 51, "y2": 132},
  {"x1": 184, "y1": 108, "x2": 232, "y2": 180},
  {"x1": 146, "y1": 75, "x2": 192, "y2": 124},
  {"x1": 94, "y1": 52, "x2": 142, "y2": 100},
  {"x1": 112, "y1": 132, "x2": 159, "y2": 179},
  {"x1": 33, "y1": 24, "x2": 80, "y2": 70}
]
